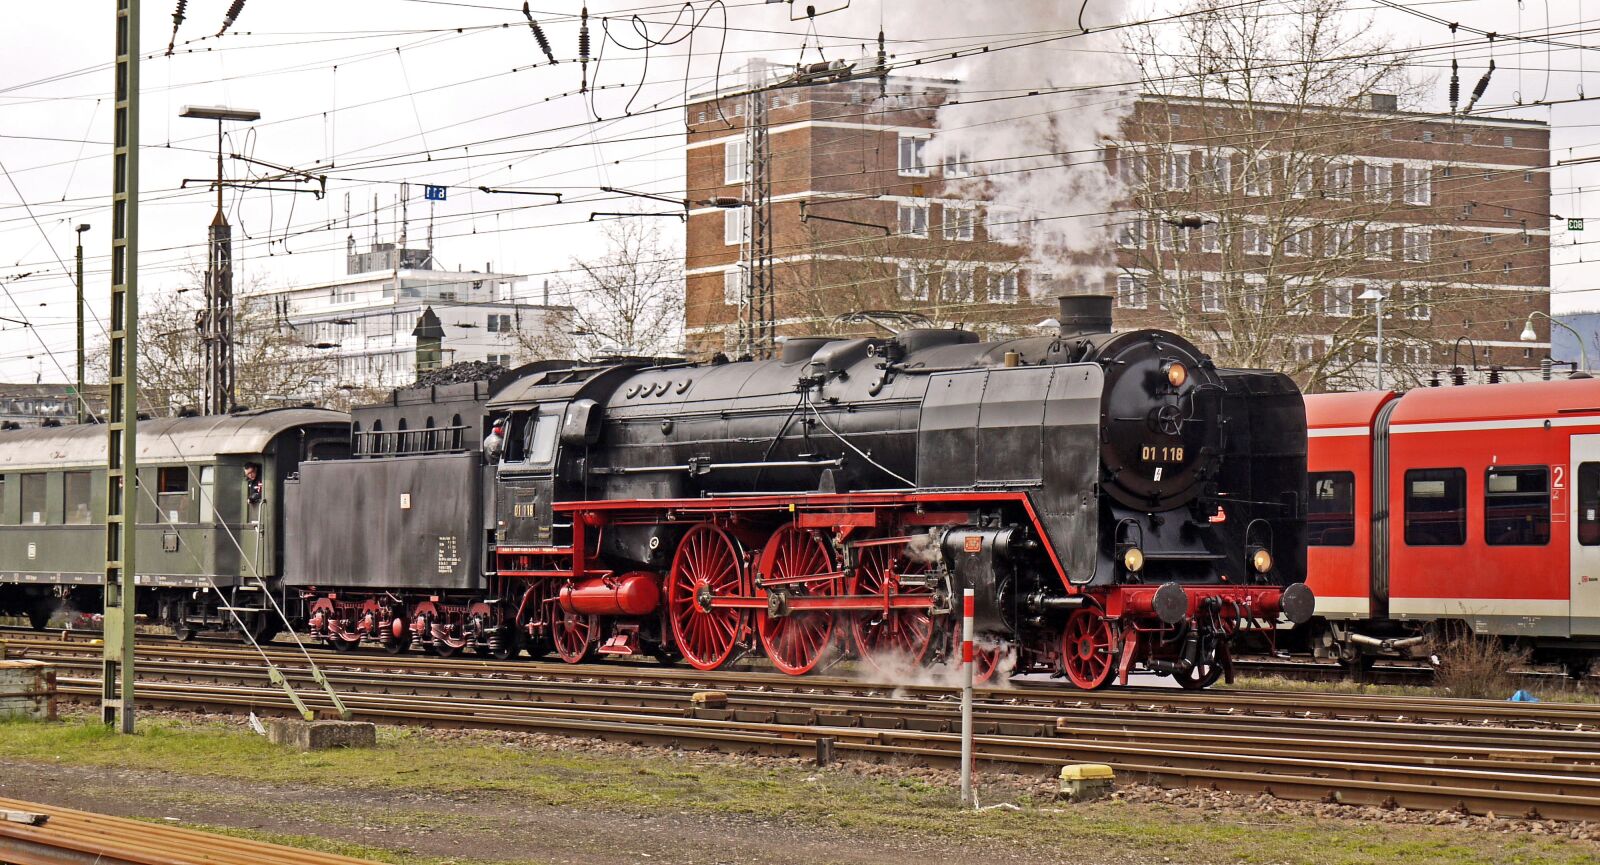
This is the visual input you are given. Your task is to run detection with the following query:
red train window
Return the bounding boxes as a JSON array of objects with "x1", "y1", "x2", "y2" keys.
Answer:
[
  {"x1": 1404, "y1": 468, "x2": 1466, "y2": 546},
  {"x1": 1580, "y1": 463, "x2": 1600, "y2": 546},
  {"x1": 1308, "y1": 471, "x2": 1355, "y2": 546},
  {"x1": 1484, "y1": 466, "x2": 1549, "y2": 546}
]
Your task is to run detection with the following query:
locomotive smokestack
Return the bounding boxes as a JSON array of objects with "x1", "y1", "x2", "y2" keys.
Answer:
[{"x1": 1056, "y1": 294, "x2": 1113, "y2": 339}]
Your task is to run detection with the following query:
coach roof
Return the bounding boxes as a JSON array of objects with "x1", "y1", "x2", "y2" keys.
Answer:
[{"x1": 0, "y1": 407, "x2": 348, "y2": 472}]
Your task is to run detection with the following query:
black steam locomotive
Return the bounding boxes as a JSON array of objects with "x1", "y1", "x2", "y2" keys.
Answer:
[{"x1": 284, "y1": 294, "x2": 1312, "y2": 688}]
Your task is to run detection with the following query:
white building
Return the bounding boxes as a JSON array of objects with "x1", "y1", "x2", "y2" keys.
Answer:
[{"x1": 251, "y1": 241, "x2": 572, "y2": 392}]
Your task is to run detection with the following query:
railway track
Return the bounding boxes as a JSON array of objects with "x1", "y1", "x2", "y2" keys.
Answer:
[
  {"x1": 0, "y1": 796, "x2": 381, "y2": 865},
  {"x1": 7, "y1": 634, "x2": 1600, "y2": 821}
]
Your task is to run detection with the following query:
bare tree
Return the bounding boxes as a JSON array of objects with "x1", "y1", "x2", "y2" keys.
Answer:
[
  {"x1": 519, "y1": 219, "x2": 684, "y2": 360},
  {"x1": 89, "y1": 272, "x2": 335, "y2": 414},
  {"x1": 1121, "y1": 0, "x2": 1454, "y2": 392}
]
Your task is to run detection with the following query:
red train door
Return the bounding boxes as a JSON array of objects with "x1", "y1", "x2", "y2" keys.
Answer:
[{"x1": 1572, "y1": 435, "x2": 1600, "y2": 635}]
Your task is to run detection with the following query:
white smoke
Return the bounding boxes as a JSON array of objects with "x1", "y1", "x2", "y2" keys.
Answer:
[{"x1": 851, "y1": 637, "x2": 1018, "y2": 692}]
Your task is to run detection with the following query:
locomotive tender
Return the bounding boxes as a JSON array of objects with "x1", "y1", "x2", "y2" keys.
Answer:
[{"x1": 288, "y1": 294, "x2": 1313, "y2": 688}]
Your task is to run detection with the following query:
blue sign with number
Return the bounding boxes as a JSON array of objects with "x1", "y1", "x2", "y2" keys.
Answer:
[{"x1": 424, "y1": 185, "x2": 447, "y2": 202}]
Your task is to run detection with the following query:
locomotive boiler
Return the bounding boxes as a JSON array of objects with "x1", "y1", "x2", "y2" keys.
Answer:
[{"x1": 290, "y1": 293, "x2": 1312, "y2": 688}]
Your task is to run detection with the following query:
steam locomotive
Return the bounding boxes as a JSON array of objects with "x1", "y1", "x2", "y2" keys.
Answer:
[{"x1": 0, "y1": 295, "x2": 1313, "y2": 689}]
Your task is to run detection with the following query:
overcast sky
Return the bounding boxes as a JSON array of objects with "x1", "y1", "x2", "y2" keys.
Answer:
[{"x1": 1, "y1": 0, "x2": 1596, "y2": 383}]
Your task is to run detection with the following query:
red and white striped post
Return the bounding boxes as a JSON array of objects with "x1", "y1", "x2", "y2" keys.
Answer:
[{"x1": 959, "y1": 587, "x2": 975, "y2": 807}]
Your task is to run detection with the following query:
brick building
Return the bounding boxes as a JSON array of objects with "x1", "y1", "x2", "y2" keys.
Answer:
[{"x1": 683, "y1": 70, "x2": 1553, "y2": 390}]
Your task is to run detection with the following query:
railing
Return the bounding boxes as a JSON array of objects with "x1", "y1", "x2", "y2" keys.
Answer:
[{"x1": 353, "y1": 425, "x2": 470, "y2": 457}]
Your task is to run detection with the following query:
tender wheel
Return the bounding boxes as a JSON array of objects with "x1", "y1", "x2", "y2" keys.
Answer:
[
  {"x1": 1062, "y1": 607, "x2": 1117, "y2": 690},
  {"x1": 431, "y1": 638, "x2": 463, "y2": 658},
  {"x1": 550, "y1": 602, "x2": 598, "y2": 664},
  {"x1": 26, "y1": 597, "x2": 52, "y2": 631},
  {"x1": 756, "y1": 524, "x2": 840, "y2": 676},
  {"x1": 849, "y1": 536, "x2": 936, "y2": 670},
  {"x1": 487, "y1": 627, "x2": 521, "y2": 661},
  {"x1": 171, "y1": 622, "x2": 197, "y2": 642},
  {"x1": 666, "y1": 524, "x2": 750, "y2": 671}
]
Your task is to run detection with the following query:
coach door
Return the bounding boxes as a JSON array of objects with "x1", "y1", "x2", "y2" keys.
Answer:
[{"x1": 1570, "y1": 435, "x2": 1600, "y2": 635}]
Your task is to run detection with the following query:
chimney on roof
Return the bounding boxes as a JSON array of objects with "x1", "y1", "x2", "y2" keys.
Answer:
[{"x1": 1367, "y1": 93, "x2": 1398, "y2": 112}]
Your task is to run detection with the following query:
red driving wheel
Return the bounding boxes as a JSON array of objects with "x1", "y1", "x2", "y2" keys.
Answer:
[
  {"x1": 549, "y1": 593, "x2": 598, "y2": 664},
  {"x1": 756, "y1": 525, "x2": 840, "y2": 675},
  {"x1": 850, "y1": 537, "x2": 935, "y2": 669},
  {"x1": 666, "y1": 524, "x2": 750, "y2": 671}
]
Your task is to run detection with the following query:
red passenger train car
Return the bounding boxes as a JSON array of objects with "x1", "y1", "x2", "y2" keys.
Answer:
[{"x1": 1304, "y1": 378, "x2": 1600, "y2": 674}]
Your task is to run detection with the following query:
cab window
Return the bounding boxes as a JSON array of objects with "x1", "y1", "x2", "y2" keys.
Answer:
[
  {"x1": 1579, "y1": 463, "x2": 1600, "y2": 546},
  {"x1": 1404, "y1": 468, "x2": 1466, "y2": 546},
  {"x1": 1307, "y1": 471, "x2": 1355, "y2": 546},
  {"x1": 1484, "y1": 466, "x2": 1549, "y2": 546},
  {"x1": 527, "y1": 408, "x2": 559, "y2": 464}
]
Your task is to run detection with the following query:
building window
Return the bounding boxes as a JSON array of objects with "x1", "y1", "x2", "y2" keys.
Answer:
[
  {"x1": 1163, "y1": 149, "x2": 1190, "y2": 191},
  {"x1": 942, "y1": 203, "x2": 975, "y2": 241},
  {"x1": 1403, "y1": 286, "x2": 1431, "y2": 320},
  {"x1": 381, "y1": 282, "x2": 395, "y2": 299},
  {"x1": 1504, "y1": 261, "x2": 1514, "y2": 274},
  {"x1": 898, "y1": 203, "x2": 929, "y2": 238},
  {"x1": 1200, "y1": 221, "x2": 1221, "y2": 254},
  {"x1": 1201, "y1": 280, "x2": 1222, "y2": 312},
  {"x1": 724, "y1": 139, "x2": 747, "y2": 184},
  {"x1": 486, "y1": 353, "x2": 512, "y2": 367},
  {"x1": 1402, "y1": 229, "x2": 1431, "y2": 262},
  {"x1": 1308, "y1": 471, "x2": 1356, "y2": 546},
  {"x1": 1442, "y1": 165, "x2": 1454, "y2": 178},
  {"x1": 1403, "y1": 167, "x2": 1432, "y2": 205},
  {"x1": 1283, "y1": 226, "x2": 1308, "y2": 257},
  {"x1": 1504, "y1": 135, "x2": 1516, "y2": 147},
  {"x1": 897, "y1": 264, "x2": 928, "y2": 301},
  {"x1": 1365, "y1": 227, "x2": 1392, "y2": 260},
  {"x1": 987, "y1": 207, "x2": 1020, "y2": 244},
  {"x1": 1242, "y1": 224, "x2": 1270, "y2": 256},
  {"x1": 898, "y1": 134, "x2": 929, "y2": 176},
  {"x1": 989, "y1": 271, "x2": 1019, "y2": 304},
  {"x1": 1295, "y1": 339, "x2": 1319, "y2": 363},
  {"x1": 1485, "y1": 466, "x2": 1550, "y2": 546},
  {"x1": 1325, "y1": 162, "x2": 1352, "y2": 199},
  {"x1": 1115, "y1": 274, "x2": 1147, "y2": 308},
  {"x1": 1364, "y1": 163, "x2": 1391, "y2": 202},
  {"x1": 724, "y1": 207, "x2": 749, "y2": 245},
  {"x1": 1285, "y1": 282, "x2": 1309, "y2": 315},
  {"x1": 1168, "y1": 112, "x2": 1182, "y2": 126},
  {"x1": 1326, "y1": 284, "x2": 1353, "y2": 317},
  {"x1": 1422, "y1": 130, "x2": 1435, "y2": 142},
  {"x1": 1242, "y1": 282, "x2": 1265, "y2": 313},
  {"x1": 1117, "y1": 216, "x2": 1145, "y2": 249},
  {"x1": 1462, "y1": 132, "x2": 1474, "y2": 146},
  {"x1": 943, "y1": 268, "x2": 974, "y2": 303},
  {"x1": 1525, "y1": 170, "x2": 1534, "y2": 183},
  {"x1": 1243, "y1": 158, "x2": 1272, "y2": 196},
  {"x1": 1404, "y1": 468, "x2": 1467, "y2": 545},
  {"x1": 1292, "y1": 166, "x2": 1314, "y2": 198},
  {"x1": 1158, "y1": 221, "x2": 1185, "y2": 252},
  {"x1": 1117, "y1": 149, "x2": 1147, "y2": 188},
  {"x1": 941, "y1": 145, "x2": 973, "y2": 178},
  {"x1": 723, "y1": 268, "x2": 742, "y2": 306},
  {"x1": 486, "y1": 313, "x2": 512, "y2": 333},
  {"x1": 1202, "y1": 150, "x2": 1231, "y2": 192}
]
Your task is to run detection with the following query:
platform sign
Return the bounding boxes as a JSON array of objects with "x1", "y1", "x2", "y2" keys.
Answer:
[
  {"x1": 424, "y1": 185, "x2": 447, "y2": 202},
  {"x1": 1570, "y1": 218, "x2": 1585, "y2": 232}
]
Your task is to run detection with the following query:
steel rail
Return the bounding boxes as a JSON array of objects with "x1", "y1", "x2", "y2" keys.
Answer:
[{"x1": 0, "y1": 795, "x2": 380, "y2": 865}]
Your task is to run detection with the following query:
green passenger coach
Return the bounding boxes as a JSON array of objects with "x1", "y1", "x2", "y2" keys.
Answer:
[{"x1": 0, "y1": 409, "x2": 349, "y2": 638}]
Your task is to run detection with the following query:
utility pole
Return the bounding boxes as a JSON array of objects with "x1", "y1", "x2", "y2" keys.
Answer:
[
  {"x1": 102, "y1": 0, "x2": 140, "y2": 735},
  {"x1": 739, "y1": 64, "x2": 775, "y2": 359},
  {"x1": 180, "y1": 105, "x2": 260, "y2": 416},
  {"x1": 74, "y1": 223, "x2": 90, "y2": 424}
]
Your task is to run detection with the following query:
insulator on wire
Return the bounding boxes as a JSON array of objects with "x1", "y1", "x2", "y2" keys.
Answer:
[
  {"x1": 578, "y1": 7, "x2": 591, "y2": 94},
  {"x1": 1463, "y1": 59, "x2": 1495, "y2": 115},
  {"x1": 877, "y1": 29, "x2": 888, "y2": 99},
  {"x1": 166, "y1": 0, "x2": 187, "y2": 56},
  {"x1": 522, "y1": 2, "x2": 556, "y2": 64},
  {"x1": 1448, "y1": 58, "x2": 1459, "y2": 114},
  {"x1": 217, "y1": 0, "x2": 246, "y2": 37}
]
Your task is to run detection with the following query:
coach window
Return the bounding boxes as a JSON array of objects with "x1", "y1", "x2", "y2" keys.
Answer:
[
  {"x1": 157, "y1": 467, "x2": 190, "y2": 524},
  {"x1": 19, "y1": 473, "x2": 45, "y2": 525},
  {"x1": 1580, "y1": 463, "x2": 1600, "y2": 545},
  {"x1": 62, "y1": 471, "x2": 92, "y2": 525},
  {"x1": 1485, "y1": 466, "x2": 1550, "y2": 545},
  {"x1": 1403, "y1": 468, "x2": 1467, "y2": 546},
  {"x1": 1307, "y1": 472, "x2": 1356, "y2": 545}
]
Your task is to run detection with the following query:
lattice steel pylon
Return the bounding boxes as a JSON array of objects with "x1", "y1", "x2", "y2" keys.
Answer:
[
  {"x1": 102, "y1": 0, "x2": 141, "y2": 734},
  {"x1": 739, "y1": 73, "x2": 775, "y2": 359}
]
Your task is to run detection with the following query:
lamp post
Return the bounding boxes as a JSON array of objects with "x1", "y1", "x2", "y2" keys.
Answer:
[
  {"x1": 179, "y1": 104, "x2": 260, "y2": 416},
  {"x1": 1521, "y1": 310, "x2": 1589, "y2": 375},
  {"x1": 73, "y1": 223, "x2": 90, "y2": 423},
  {"x1": 1357, "y1": 287, "x2": 1386, "y2": 390}
]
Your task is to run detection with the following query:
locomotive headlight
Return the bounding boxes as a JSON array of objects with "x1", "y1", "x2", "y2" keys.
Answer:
[
  {"x1": 1250, "y1": 546, "x2": 1273, "y2": 574},
  {"x1": 1122, "y1": 547, "x2": 1145, "y2": 573},
  {"x1": 1163, "y1": 360, "x2": 1188, "y2": 388}
]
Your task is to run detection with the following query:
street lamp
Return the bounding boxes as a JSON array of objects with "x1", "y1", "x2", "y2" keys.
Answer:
[
  {"x1": 180, "y1": 105, "x2": 260, "y2": 416},
  {"x1": 1357, "y1": 287, "x2": 1385, "y2": 390},
  {"x1": 1521, "y1": 310, "x2": 1590, "y2": 376}
]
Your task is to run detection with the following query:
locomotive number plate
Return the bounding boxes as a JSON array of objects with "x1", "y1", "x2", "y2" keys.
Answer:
[{"x1": 1141, "y1": 445, "x2": 1185, "y2": 463}]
